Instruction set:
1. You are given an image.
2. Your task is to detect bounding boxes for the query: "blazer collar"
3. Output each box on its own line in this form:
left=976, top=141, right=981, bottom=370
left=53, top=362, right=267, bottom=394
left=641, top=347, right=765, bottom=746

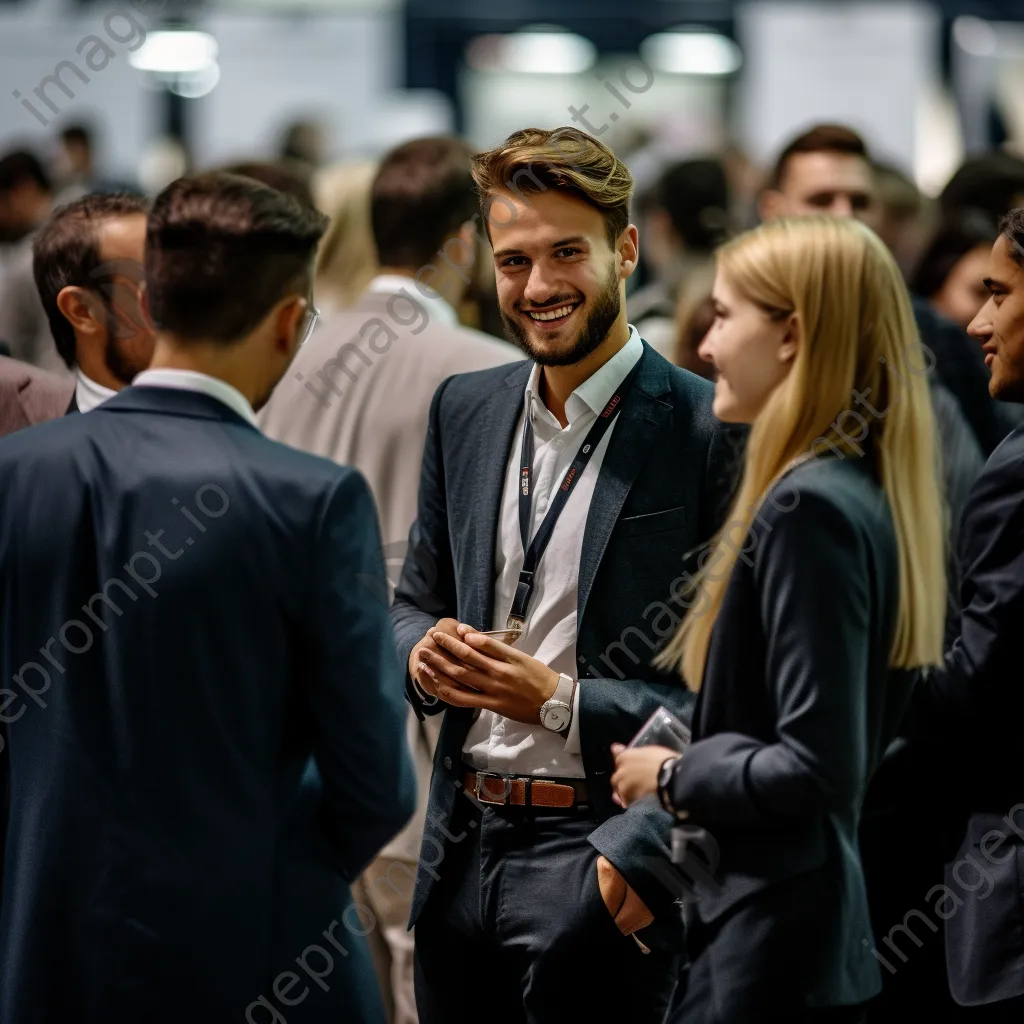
left=96, top=384, right=260, bottom=431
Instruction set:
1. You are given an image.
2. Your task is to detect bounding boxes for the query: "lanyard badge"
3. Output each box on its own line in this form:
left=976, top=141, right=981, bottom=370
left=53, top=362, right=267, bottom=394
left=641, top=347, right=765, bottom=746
left=505, top=360, right=641, bottom=637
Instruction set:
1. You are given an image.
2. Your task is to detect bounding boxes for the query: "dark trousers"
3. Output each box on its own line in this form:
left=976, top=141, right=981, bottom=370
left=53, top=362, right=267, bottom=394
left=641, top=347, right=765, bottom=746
left=414, top=798, right=680, bottom=1024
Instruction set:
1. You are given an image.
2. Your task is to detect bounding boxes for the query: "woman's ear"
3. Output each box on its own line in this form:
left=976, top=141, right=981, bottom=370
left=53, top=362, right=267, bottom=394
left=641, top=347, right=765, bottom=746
left=779, top=313, right=800, bottom=364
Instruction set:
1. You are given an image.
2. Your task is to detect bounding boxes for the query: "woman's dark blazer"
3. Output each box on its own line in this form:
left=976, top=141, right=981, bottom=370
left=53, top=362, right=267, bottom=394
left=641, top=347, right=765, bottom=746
left=665, top=453, right=915, bottom=1011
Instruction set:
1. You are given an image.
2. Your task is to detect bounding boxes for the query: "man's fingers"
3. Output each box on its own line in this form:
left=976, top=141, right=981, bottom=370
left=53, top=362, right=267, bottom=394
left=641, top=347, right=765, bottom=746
left=429, top=670, right=496, bottom=710
left=432, top=630, right=501, bottom=670
left=459, top=631, right=519, bottom=662
left=421, top=650, right=489, bottom=690
left=419, top=643, right=469, bottom=676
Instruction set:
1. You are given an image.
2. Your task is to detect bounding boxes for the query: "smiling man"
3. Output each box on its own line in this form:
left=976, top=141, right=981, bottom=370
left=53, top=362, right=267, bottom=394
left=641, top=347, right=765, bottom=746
left=390, top=127, right=737, bottom=1024
left=909, top=209, right=1024, bottom=1018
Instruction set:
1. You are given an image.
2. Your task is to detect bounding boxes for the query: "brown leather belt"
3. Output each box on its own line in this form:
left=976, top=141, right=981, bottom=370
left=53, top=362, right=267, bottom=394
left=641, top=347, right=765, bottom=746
left=464, top=769, right=588, bottom=810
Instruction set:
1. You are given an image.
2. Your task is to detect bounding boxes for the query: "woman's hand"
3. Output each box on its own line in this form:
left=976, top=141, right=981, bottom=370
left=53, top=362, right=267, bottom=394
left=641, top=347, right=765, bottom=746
left=610, top=743, right=680, bottom=808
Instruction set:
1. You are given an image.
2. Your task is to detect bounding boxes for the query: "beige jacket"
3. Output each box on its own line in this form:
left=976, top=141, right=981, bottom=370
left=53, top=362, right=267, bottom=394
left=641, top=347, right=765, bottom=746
left=0, top=355, right=74, bottom=438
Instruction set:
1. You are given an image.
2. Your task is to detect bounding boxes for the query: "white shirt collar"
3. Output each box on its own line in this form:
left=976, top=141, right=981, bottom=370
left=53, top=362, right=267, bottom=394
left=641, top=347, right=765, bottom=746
left=524, top=325, right=645, bottom=426
left=131, top=369, right=258, bottom=428
left=75, top=370, right=118, bottom=413
left=366, top=274, right=458, bottom=327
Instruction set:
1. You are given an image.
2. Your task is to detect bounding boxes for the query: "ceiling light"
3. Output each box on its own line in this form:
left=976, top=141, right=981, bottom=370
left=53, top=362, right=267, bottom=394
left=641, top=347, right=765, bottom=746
left=129, top=31, right=218, bottom=74
left=467, top=25, right=596, bottom=75
left=641, top=28, right=742, bottom=77
left=168, top=63, right=222, bottom=99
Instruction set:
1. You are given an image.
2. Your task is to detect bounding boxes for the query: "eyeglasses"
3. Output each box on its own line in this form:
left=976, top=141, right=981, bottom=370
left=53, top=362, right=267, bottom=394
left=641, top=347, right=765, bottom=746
left=299, top=303, right=321, bottom=346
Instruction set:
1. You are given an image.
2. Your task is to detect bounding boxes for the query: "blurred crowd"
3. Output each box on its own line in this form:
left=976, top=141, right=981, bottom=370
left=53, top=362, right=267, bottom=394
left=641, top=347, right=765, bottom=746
left=5, top=116, right=1024, bottom=452
left=3, top=110, right=1024, bottom=1024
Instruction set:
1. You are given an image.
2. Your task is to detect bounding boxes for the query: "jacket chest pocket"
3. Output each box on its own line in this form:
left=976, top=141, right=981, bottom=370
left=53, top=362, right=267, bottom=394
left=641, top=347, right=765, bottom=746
left=614, top=504, right=688, bottom=538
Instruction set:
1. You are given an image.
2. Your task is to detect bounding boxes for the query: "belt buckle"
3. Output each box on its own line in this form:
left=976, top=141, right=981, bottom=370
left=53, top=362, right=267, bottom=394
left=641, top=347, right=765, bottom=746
left=475, top=771, right=510, bottom=806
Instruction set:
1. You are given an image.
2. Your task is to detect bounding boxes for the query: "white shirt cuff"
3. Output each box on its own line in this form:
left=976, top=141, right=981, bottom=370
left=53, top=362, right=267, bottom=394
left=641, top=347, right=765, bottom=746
left=556, top=673, right=581, bottom=754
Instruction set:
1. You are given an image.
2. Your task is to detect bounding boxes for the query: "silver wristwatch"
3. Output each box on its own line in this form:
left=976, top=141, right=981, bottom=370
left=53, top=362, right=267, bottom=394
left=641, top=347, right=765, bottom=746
left=539, top=674, right=576, bottom=734
left=539, top=698, right=572, bottom=734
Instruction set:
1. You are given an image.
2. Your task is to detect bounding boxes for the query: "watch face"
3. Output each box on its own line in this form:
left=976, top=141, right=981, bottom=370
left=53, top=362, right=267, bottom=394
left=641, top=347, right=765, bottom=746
left=542, top=702, right=570, bottom=732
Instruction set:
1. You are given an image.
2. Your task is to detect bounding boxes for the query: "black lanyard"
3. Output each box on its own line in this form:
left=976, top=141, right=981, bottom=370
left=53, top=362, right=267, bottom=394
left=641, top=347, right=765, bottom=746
left=506, top=360, right=642, bottom=632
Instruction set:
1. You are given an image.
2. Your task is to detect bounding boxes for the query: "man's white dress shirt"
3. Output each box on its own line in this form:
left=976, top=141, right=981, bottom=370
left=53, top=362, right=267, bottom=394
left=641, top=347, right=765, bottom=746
left=462, top=328, right=644, bottom=778
left=74, top=370, right=117, bottom=413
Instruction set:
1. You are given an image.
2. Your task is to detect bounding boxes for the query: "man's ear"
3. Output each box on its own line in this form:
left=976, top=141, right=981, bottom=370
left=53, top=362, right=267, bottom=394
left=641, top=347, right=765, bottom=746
left=758, top=190, right=784, bottom=225
left=274, top=295, right=307, bottom=353
left=618, top=224, right=640, bottom=279
left=55, top=285, right=102, bottom=335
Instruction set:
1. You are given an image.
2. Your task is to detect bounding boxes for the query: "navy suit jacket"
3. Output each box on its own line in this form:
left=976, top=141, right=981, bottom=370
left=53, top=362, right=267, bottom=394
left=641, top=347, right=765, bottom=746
left=910, top=423, right=1024, bottom=1007
left=390, top=342, right=738, bottom=927
left=665, top=454, right=911, bottom=1010
left=0, top=386, right=415, bottom=1024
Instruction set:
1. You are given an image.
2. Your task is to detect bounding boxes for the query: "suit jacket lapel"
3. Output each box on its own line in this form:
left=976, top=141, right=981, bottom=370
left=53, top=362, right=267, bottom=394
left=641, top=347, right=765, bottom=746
left=461, top=365, right=529, bottom=631
left=578, top=345, right=672, bottom=627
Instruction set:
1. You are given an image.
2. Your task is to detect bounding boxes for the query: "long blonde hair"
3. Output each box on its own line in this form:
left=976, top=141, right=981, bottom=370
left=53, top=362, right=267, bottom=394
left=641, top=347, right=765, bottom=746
left=658, top=216, right=947, bottom=690
left=311, top=161, right=379, bottom=312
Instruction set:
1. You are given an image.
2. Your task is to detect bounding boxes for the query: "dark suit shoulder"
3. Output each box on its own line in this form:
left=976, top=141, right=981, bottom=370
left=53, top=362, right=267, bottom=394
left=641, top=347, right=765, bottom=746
left=661, top=358, right=718, bottom=433
left=960, top=422, right=1024, bottom=538
left=436, top=359, right=529, bottom=403
left=982, top=422, right=1024, bottom=479
left=759, top=456, right=892, bottom=544
left=0, top=396, right=366, bottom=509
left=251, top=431, right=369, bottom=489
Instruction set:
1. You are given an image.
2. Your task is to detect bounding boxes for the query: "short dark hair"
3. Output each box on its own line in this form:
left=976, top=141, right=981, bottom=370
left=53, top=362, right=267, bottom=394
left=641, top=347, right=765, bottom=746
left=371, top=136, right=478, bottom=267
left=32, top=192, right=149, bottom=368
left=218, top=161, right=315, bottom=209
left=999, top=208, right=1024, bottom=267
left=941, top=154, right=1024, bottom=223
left=647, top=158, right=730, bottom=253
left=0, top=150, right=51, bottom=195
left=909, top=213, right=1000, bottom=298
left=769, top=124, right=870, bottom=190
left=146, top=172, right=328, bottom=344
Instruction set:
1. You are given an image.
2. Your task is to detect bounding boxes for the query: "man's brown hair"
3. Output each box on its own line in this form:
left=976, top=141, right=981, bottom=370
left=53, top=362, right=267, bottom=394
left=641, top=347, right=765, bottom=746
left=370, top=136, right=477, bottom=267
left=471, top=127, right=633, bottom=246
left=769, top=124, right=870, bottom=190
left=145, top=172, right=328, bottom=344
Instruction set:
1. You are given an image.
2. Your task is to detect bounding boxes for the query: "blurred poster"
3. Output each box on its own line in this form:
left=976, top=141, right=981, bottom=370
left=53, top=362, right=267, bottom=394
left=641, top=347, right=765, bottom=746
left=736, top=1, right=941, bottom=176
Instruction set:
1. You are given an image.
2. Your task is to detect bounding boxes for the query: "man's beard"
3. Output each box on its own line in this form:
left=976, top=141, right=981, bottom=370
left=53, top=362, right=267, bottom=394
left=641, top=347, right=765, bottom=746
left=499, top=262, right=621, bottom=367
left=103, top=306, right=150, bottom=387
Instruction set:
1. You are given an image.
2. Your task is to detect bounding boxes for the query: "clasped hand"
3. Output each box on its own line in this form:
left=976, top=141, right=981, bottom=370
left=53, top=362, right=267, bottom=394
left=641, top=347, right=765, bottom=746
left=410, top=619, right=559, bottom=724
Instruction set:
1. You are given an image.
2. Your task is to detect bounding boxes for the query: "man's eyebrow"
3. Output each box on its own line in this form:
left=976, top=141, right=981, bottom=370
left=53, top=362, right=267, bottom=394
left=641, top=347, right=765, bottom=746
left=492, top=247, right=524, bottom=260
left=550, top=236, right=588, bottom=249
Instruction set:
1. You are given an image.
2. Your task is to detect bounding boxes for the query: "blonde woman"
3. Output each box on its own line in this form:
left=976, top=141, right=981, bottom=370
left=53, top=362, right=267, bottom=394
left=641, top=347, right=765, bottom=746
left=311, top=160, right=378, bottom=312
left=610, top=216, right=947, bottom=1022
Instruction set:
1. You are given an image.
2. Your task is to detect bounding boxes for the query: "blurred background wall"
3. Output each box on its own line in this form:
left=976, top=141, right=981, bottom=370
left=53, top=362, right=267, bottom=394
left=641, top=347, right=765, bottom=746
left=1, top=0, right=1023, bottom=193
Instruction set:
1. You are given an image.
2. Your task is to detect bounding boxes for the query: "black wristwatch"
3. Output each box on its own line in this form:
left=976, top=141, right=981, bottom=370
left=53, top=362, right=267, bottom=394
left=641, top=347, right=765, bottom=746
left=657, top=756, right=681, bottom=816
